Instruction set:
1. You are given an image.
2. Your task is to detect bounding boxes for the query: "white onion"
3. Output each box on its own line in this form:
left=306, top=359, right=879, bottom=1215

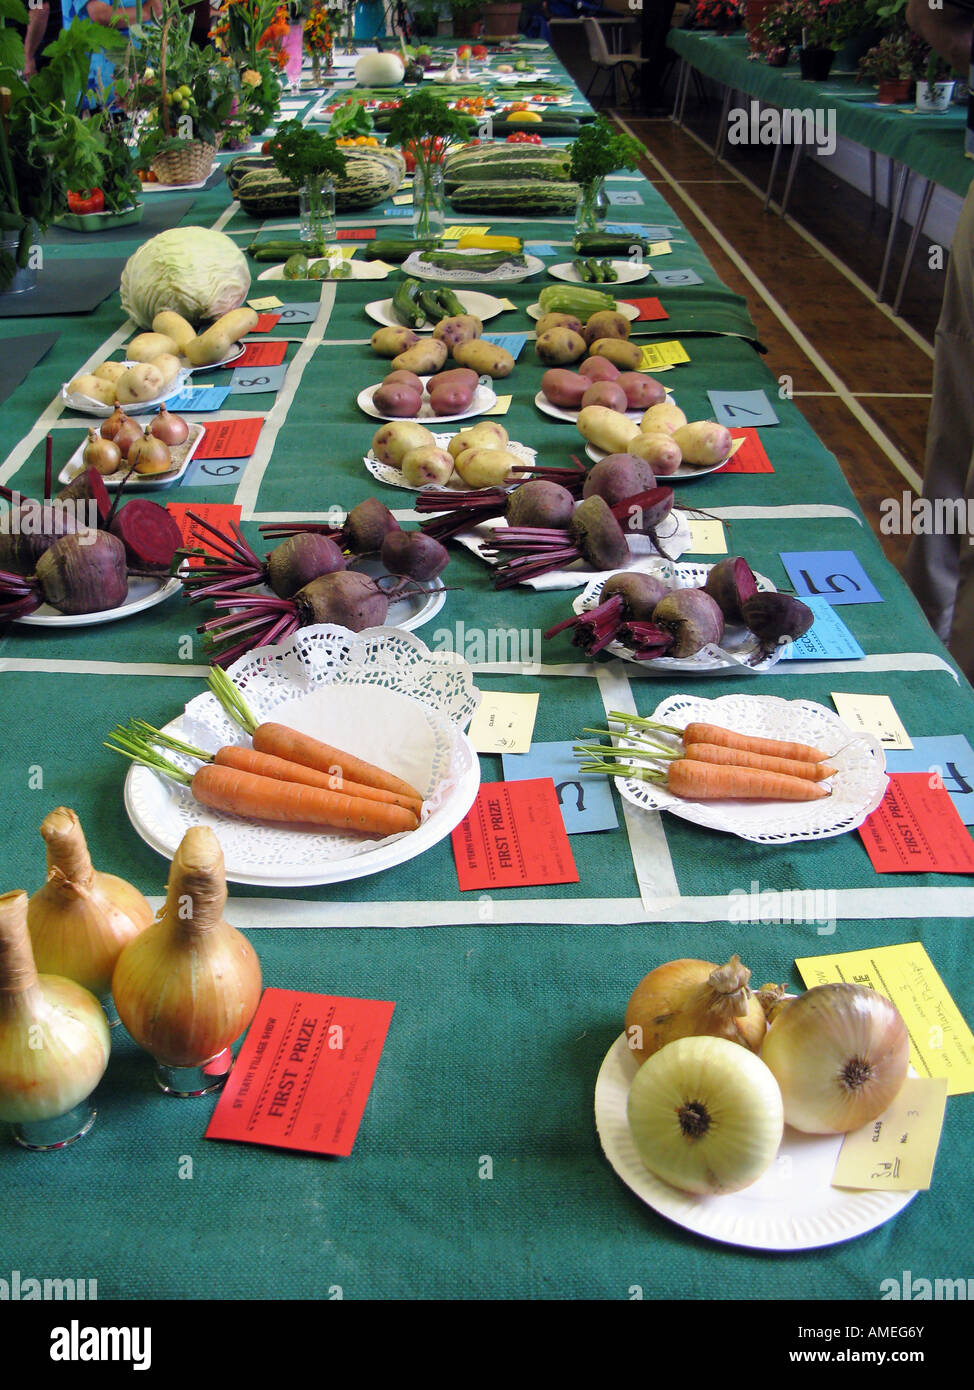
left=760, top=983, right=909, bottom=1134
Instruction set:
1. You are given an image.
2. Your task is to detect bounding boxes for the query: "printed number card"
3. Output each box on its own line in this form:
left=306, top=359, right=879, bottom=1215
left=831, top=1077, right=948, bottom=1191
left=781, top=550, right=883, bottom=605
left=885, top=735, right=974, bottom=826
left=205, top=988, right=395, bottom=1157
left=707, top=389, right=779, bottom=428
left=165, top=502, right=242, bottom=566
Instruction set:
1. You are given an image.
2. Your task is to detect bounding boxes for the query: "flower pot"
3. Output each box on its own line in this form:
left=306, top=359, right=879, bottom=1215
left=877, top=77, right=913, bottom=105
left=798, top=47, right=835, bottom=82
left=834, top=28, right=882, bottom=72
left=916, top=80, right=955, bottom=112
left=766, top=47, right=790, bottom=68
left=0, top=226, right=38, bottom=296
left=483, top=2, right=522, bottom=37
left=451, top=13, right=482, bottom=38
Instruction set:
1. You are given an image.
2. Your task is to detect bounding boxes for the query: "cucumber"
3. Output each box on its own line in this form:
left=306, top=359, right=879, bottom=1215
left=573, top=232, right=649, bottom=256
left=363, top=237, right=441, bottom=263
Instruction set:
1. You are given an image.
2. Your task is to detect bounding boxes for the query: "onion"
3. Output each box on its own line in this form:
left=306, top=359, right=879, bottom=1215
left=102, top=411, right=143, bottom=460
left=127, top=427, right=172, bottom=476
left=82, top=428, right=122, bottom=477
left=148, top=404, right=189, bottom=447
left=627, top=1036, right=784, bottom=1195
left=0, top=891, right=111, bottom=1126
left=625, top=954, right=767, bottom=1064
left=27, top=807, right=154, bottom=1001
left=760, top=983, right=910, bottom=1134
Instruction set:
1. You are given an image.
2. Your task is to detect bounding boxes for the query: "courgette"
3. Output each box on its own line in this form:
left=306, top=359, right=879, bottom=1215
left=283, top=254, right=309, bottom=280
left=572, top=232, right=649, bottom=256
left=248, top=238, right=326, bottom=262
left=363, top=237, right=441, bottom=263
left=417, top=287, right=448, bottom=323
left=435, top=287, right=467, bottom=318
left=393, top=277, right=427, bottom=328
left=421, top=249, right=528, bottom=272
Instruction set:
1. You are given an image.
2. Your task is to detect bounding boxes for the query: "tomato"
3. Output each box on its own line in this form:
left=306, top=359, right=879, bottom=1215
left=66, top=188, right=105, bottom=214
left=261, top=140, right=271, bottom=154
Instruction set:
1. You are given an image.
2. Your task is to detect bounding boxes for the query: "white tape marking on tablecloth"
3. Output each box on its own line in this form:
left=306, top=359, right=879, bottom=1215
left=595, top=663, right=680, bottom=910
left=707, top=504, right=862, bottom=524
left=234, top=282, right=337, bottom=518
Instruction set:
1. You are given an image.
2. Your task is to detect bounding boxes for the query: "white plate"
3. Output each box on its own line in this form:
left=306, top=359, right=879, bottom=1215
left=584, top=437, right=742, bottom=482
left=61, top=368, right=192, bottom=418
left=548, top=260, right=651, bottom=285
left=534, top=389, right=672, bottom=425
left=527, top=300, right=638, bottom=322
left=365, top=290, right=506, bottom=330
left=140, top=164, right=219, bottom=192
left=257, top=258, right=390, bottom=282
left=363, top=431, right=536, bottom=493
left=122, top=625, right=482, bottom=886
left=573, top=561, right=786, bottom=676
left=595, top=1034, right=917, bottom=1251
left=58, top=422, right=205, bottom=492
left=403, top=250, right=545, bottom=284
left=358, top=380, right=497, bottom=423
left=15, top=575, right=182, bottom=627
left=608, top=692, right=889, bottom=844
left=181, top=341, right=245, bottom=372
left=349, top=555, right=447, bottom=631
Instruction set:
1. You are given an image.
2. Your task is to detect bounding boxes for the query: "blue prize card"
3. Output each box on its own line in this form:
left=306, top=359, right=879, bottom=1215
left=885, top=736, right=974, bottom=826
left=163, top=385, right=231, bottom=412
left=524, top=243, right=556, bottom=257
left=501, top=741, right=618, bottom=835
left=780, top=551, right=883, bottom=605
left=606, top=190, right=643, bottom=206
left=651, top=268, right=703, bottom=286
left=271, top=302, right=320, bottom=325
left=230, top=364, right=288, bottom=395
left=181, top=456, right=249, bottom=488
left=481, top=332, right=528, bottom=360
left=779, top=597, right=866, bottom=660
left=707, top=389, right=779, bottom=427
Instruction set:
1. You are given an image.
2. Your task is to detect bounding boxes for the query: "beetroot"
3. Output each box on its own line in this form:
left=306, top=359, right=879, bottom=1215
left=703, top=556, right=759, bottom=622
left=416, top=468, right=585, bottom=543
left=110, top=499, right=183, bottom=574
left=652, top=587, right=725, bottom=658
left=489, top=494, right=630, bottom=589
left=544, top=572, right=673, bottom=656
left=741, top=591, right=815, bottom=655
left=601, top=571, right=672, bottom=618
left=380, top=530, right=449, bottom=581
left=0, top=493, right=88, bottom=575
left=582, top=454, right=656, bottom=507
left=0, top=531, right=129, bottom=618
left=504, top=480, right=575, bottom=530
left=264, top=533, right=346, bottom=597
left=569, top=496, right=629, bottom=570
left=342, top=498, right=400, bottom=555
left=55, top=468, right=113, bottom=527
left=176, top=511, right=347, bottom=604
left=615, top=621, right=675, bottom=660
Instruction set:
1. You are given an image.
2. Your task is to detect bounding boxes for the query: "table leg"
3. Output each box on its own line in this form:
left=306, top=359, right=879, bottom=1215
left=869, top=149, right=877, bottom=209
left=891, top=177, right=935, bottom=317
left=671, top=58, right=685, bottom=121
left=764, top=134, right=784, bottom=212
left=714, top=84, right=732, bottom=161
left=780, top=144, right=803, bottom=219
left=877, top=163, right=910, bottom=304
left=678, top=59, right=691, bottom=126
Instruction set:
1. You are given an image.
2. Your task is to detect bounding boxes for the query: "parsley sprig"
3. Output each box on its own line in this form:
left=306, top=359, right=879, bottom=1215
left=266, top=120, right=348, bottom=187
left=569, top=116, right=646, bottom=185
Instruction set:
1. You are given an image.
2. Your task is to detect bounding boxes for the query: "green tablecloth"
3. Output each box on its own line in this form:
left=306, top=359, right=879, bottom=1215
left=0, top=44, right=972, bottom=1309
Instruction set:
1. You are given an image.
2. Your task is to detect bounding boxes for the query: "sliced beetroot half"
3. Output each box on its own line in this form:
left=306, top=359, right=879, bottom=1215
left=55, top=468, right=113, bottom=527
left=109, top=499, right=183, bottom=573
left=703, top=556, right=759, bottom=622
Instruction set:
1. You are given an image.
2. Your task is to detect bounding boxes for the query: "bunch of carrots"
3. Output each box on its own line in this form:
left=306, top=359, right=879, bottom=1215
left=105, top=669, right=425, bottom=838
left=575, top=712, right=837, bottom=802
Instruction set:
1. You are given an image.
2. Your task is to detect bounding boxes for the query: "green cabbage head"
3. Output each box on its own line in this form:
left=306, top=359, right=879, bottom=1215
left=120, top=227, right=251, bottom=328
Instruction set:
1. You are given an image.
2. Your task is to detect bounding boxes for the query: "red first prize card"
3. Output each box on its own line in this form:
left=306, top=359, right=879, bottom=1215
left=165, top=502, right=242, bottom=567
left=205, top=989, right=395, bottom=1157
left=196, top=417, right=264, bottom=460
left=718, top=427, right=774, bottom=474
left=619, top=297, right=668, bottom=322
left=451, top=778, right=579, bottom=891
left=859, top=773, right=974, bottom=874
left=235, top=340, right=288, bottom=369
left=335, top=227, right=377, bottom=240
left=252, top=313, right=281, bottom=333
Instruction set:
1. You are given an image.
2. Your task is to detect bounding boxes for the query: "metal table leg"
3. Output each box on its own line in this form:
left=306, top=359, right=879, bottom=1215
left=678, top=58, right=691, bottom=126
left=714, top=84, right=732, bottom=161
left=764, top=133, right=785, bottom=212
left=877, top=163, right=910, bottom=303
left=671, top=58, right=687, bottom=122
left=780, top=144, right=803, bottom=218
left=869, top=149, right=877, bottom=208
left=892, top=177, right=935, bottom=316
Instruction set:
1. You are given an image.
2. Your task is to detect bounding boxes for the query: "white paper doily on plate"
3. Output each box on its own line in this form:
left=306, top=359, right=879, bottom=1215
left=595, top=1034, right=917, bottom=1251
left=526, top=300, right=638, bottom=322
left=403, top=250, right=545, bottom=284
left=15, top=575, right=181, bottom=627
left=61, top=368, right=191, bottom=417
left=548, top=260, right=650, bottom=285
left=365, top=290, right=505, bottom=329
left=455, top=512, right=692, bottom=591
left=610, top=692, right=888, bottom=843
left=358, top=380, right=497, bottom=423
left=364, top=432, right=535, bottom=492
left=574, top=561, right=786, bottom=675
left=58, top=423, right=204, bottom=491
left=123, top=625, right=482, bottom=886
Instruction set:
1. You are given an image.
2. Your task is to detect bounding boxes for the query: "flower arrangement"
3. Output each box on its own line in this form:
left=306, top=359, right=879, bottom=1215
left=858, top=29, right=929, bottom=82
left=693, top=0, right=743, bottom=29
left=756, top=0, right=868, bottom=54
left=209, top=0, right=284, bottom=135
left=257, top=4, right=291, bottom=67
left=305, top=0, right=334, bottom=54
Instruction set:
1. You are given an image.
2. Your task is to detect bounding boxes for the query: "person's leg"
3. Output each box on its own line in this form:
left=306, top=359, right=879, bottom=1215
left=903, top=182, right=974, bottom=641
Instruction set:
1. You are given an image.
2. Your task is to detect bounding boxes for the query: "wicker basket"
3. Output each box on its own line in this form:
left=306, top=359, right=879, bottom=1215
left=150, top=141, right=217, bottom=186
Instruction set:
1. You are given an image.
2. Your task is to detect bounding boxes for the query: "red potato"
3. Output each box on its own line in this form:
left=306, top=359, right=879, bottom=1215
left=541, top=368, right=588, bottom=410
left=374, top=382, right=423, bottom=417
left=581, top=380, right=630, bottom=413
left=383, top=369, right=424, bottom=394
left=616, top=372, right=667, bottom=411
left=428, top=381, right=476, bottom=416
left=432, top=367, right=479, bottom=394
left=578, top=356, right=620, bottom=382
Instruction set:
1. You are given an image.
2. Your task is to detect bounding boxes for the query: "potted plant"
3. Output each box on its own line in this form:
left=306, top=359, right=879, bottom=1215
left=381, top=88, right=468, bottom=239
left=858, top=29, right=928, bottom=102
left=692, top=0, right=743, bottom=34
left=568, top=114, right=646, bottom=237
left=448, top=0, right=482, bottom=40
left=209, top=0, right=284, bottom=134
left=916, top=49, right=956, bottom=111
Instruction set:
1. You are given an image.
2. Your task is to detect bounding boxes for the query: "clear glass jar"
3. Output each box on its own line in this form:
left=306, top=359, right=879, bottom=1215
left=300, top=177, right=336, bottom=244
left=574, top=177, right=607, bottom=237
left=413, top=165, right=446, bottom=242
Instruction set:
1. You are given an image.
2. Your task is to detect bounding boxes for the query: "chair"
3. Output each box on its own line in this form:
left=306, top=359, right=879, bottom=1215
left=582, top=15, right=647, bottom=110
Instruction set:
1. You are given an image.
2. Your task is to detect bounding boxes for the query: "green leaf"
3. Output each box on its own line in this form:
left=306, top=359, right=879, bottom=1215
left=0, top=0, right=29, bottom=21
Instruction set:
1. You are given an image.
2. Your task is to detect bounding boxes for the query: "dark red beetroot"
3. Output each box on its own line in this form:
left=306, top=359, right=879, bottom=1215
left=0, top=490, right=89, bottom=575
left=652, top=587, right=725, bottom=658
left=109, top=499, right=184, bottom=574
left=380, top=530, right=449, bottom=581
left=55, top=469, right=113, bottom=527
left=259, top=498, right=400, bottom=557
left=582, top=455, right=656, bottom=507
left=416, top=468, right=585, bottom=543
left=176, top=511, right=346, bottom=603
left=489, top=495, right=630, bottom=589
left=703, top=556, right=759, bottom=622
left=741, top=591, right=814, bottom=656
left=0, top=531, right=129, bottom=618
left=197, top=570, right=390, bottom=667
left=544, top=571, right=674, bottom=655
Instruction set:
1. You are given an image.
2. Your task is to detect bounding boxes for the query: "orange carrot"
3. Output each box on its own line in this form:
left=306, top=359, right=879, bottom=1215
left=189, top=764, right=420, bottom=835
left=683, top=742, right=836, bottom=783
left=251, top=722, right=424, bottom=802
left=681, top=722, right=831, bottom=765
left=212, top=746, right=424, bottom=816
left=666, top=758, right=830, bottom=802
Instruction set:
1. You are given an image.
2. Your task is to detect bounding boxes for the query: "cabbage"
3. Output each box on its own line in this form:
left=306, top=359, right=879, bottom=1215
left=120, top=227, right=251, bottom=329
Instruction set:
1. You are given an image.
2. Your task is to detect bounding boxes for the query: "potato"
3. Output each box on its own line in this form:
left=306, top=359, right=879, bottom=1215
left=452, top=339, right=516, bottom=378
left=587, top=338, right=642, bottom=370
left=453, top=447, right=519, bottom=489
left=576, top=405, right=641, bottom=456
left=541, top=368, right=588, bottom=410
left=536, top=312, right=583, bottom=337
left=150, top=353, right=182, bottom=388
left=371, top=325, right=420, bottom=357
left=67, top=373, right=116, bottom=405
left=629, top=430, right=683, bottom=475
left=434, top=367, right=479, bottom=394
left=373, top=381, right=423, bottom=418
left=583, top=311, right=631, bottom=345
left=401, top=446, right=456, bottom=488
left=578, top=356, right=620, bottom=382
left=92, top=361, right=128, bottom=385
left=383, top=369, right=424, bottom=394
left=208, top=307, right=259, bottom=341
left=185, top=325, right=238, bottom=367
left=581, top=380, right=629, bottom=413
left=616, top=372, right=666, bottom=411
left=152, top=311, right=196, bottom=353
left=126, top=331, right=179, bottom=362
left=534, top=327, right=587, bottom=367
left=428, top=381, right=476, bottom=417
left=640, top=402, right=687, bottom=435
left=371, top=421, right=436, bottom=467
left=672, top=420, right=733, bottom=467
left=392, top=339, right=448, bottom=375
left=115, top=363, right=166, bottom=404
left=448, top=422, right=508, bottom=459
left=433, top=314, right=483, bottom=352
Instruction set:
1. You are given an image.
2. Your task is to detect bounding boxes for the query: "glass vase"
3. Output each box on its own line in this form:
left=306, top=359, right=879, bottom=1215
left=300, top=178, right=336, bottom=245
left=413, top=165, right=446, bottom=242
left=312, top=51, right=322, bottom=86
left=574, top=177, right=607, bottom=237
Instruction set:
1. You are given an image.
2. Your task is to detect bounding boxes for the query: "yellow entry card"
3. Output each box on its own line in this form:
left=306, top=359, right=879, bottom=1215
left=832, top=1076, right=948, bottom=1191
left=248, top=295, right=283, bottom=310
left=647, top=240, right=671, bottom=256
left=830, top=692, right=912, bottom=749
left=483, top=394, right=512, bottom=416
left=499, top=298, right=517, bottom=311
left=795, top=942, right=974, bottom=1094
left=392, top=194, right=413, bottom=205
left=443, top=225, right=490, bottom=240
left=323, top=245, right=357, bottom=261
left=686, top=517, right=727, bottom=554
left=639, top=341, right=689, bottom=372
left=468, top=692, right=539, bottom=754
